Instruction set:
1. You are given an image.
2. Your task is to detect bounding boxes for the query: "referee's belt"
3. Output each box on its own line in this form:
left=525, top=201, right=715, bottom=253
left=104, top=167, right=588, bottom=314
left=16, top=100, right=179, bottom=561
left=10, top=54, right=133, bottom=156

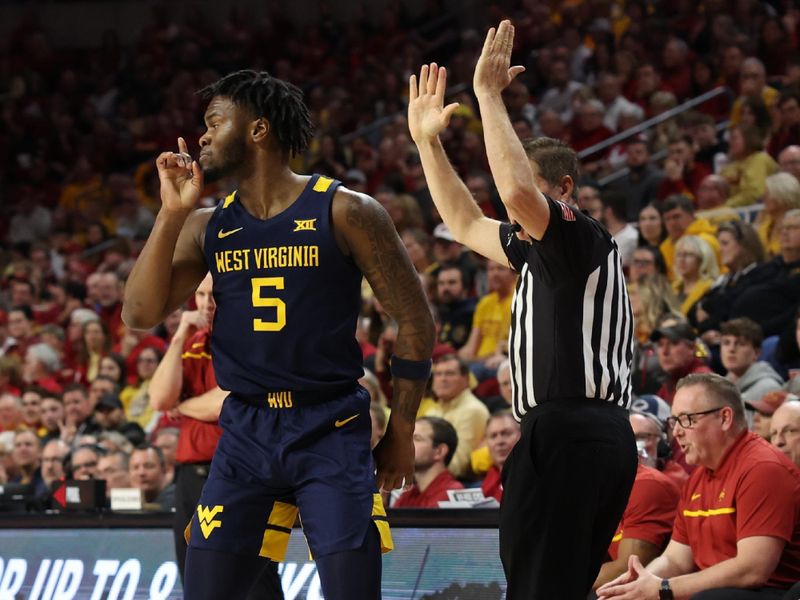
left=236, top=384, right=358, bottom=409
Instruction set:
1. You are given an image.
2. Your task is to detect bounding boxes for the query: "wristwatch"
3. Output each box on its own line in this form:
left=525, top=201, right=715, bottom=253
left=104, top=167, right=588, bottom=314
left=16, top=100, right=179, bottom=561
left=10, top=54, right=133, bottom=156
left=659, top=579, right=674, bottom=600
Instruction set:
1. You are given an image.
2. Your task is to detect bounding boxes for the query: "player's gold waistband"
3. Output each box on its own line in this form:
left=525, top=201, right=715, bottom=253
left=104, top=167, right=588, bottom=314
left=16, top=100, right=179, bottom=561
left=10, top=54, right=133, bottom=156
left=236, top=385, right=358, bottom=409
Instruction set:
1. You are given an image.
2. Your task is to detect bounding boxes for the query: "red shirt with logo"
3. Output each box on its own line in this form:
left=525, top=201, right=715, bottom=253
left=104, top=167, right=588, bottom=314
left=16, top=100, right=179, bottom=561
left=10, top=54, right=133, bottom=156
left=393, top=470, right=464, bottom=508
left=672, top=431, right=800, bottom=587
left=481, top=465, right=503, bottom=502
left=175, top=329, right=223, bottom=463
left=609, top=464, right=681, bottom=560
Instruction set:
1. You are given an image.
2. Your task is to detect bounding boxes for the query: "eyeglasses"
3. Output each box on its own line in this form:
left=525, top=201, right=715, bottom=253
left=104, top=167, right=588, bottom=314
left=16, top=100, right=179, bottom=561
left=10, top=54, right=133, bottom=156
left=770, top=426, right=800, bottom=442
left=666, top=406, right=725, bottom=429
left=634, top=432, right=661, bottom=442
left=73, top=460, right=98, bottom=470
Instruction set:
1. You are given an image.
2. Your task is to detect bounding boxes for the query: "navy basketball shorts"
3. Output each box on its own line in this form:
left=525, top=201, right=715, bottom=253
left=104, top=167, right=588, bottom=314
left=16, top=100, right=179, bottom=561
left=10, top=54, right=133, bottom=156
left=185, top=384, right=392, bottom=560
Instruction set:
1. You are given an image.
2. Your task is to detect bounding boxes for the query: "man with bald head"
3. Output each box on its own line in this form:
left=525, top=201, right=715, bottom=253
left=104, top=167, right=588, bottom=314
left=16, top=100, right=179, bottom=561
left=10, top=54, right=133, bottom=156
left=731, top=57, right=779, bottom=127
left=770, top=399, right=800, bottom=467
left=696, top=174, right=740, bottom=226
left=778, top=145, right=800, bottom=181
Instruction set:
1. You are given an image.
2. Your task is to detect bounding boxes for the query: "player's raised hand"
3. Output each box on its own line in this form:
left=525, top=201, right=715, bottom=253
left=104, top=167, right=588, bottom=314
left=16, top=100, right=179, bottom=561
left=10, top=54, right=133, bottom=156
left=473, top=20, right=525, bottom=97
left=408, top=63, right=460, bottom=144
left=155, top=137, right=204, bottom=213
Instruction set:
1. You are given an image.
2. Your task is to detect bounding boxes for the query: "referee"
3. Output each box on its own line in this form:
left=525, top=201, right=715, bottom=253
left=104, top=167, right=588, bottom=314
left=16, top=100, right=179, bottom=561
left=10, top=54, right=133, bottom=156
left=408, top=20, right=637, bottom=600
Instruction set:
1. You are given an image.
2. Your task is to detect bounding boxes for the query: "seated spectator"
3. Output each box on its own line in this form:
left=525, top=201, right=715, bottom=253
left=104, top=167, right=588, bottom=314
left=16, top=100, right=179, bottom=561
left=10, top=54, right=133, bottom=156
left=97, top=450, right=131, bottom=494
left=93, top=393, right=146, bottom=447
left=777, top=145, right=800, bottom=181
left=76, top=320, right=111, bottom=384
left=0, top=393, right=23, bottom=432
left=121, top=346, right=163, bottom=432
left=756, top=172, right=800, bottom=258
left=393, top=417, right=462, bottom=508
left=592, top=460, right=680, bottom=590
left=153, top=427, right=178, bottom=486
left=597, top=373, right=800, bottom=600
left=659, top=195, right=720, bottom=280
left=629, top=400, right=688, bottom=489
left=577, top=185, right=603, bottom=222
left=426, top=355, right=490, bottom=479
left=570, top=99, right=614, bottom=164
left=480, top=411, right=520, bottom=502
left=20, top=387, right=45, bottom=435
left=9, top=430, right=47, bottom=496
left=726, top=209, right=800, bottom=338
left=431, top=224, right=479, bottom=293
left=720, top=125, right=778, bottom=208
left=39, top=393, right=63, bottom=443
left=434, top=263, right=477, bottom=351
left=657, top=135, right=712, bottom=203
left=691, top=113, right=728, bottom=172
left=61, top=384, right=101, bottom=444
left=721, top=318, right=783, bottom=406
left=458, top=261, right=515, bottom=378
left=748, top=390, right=795, bottom=442
left=97, top=353, right=128, bottom=391
left=672, top=236, right=719, bottom=319
left=538, top=58, right=584, bottom=123
left=768, top=91, right=800, bottom=158
left=651, top=320, right=712, bottom=404
left=129, top=444, right=175, bottom=510
left=601, top=192, right=638, bottom=268
left=695, top=175, right=740, bottom=227
left=22, top=343, right=62, bottom=394
left=729, top=57, right=780, bottom=127
left=5, top=306, right=39, bottom=362
left=770, top=399, right=800, bottom=467
left=631, top=275, right=682, bottom=346
left=69, top=444, right=103, bottom=480
left=637, top=205, right=667, bottom=254
left=0, top=355, right=22, bottom=398
left=608, top=139, right=664, bottom=222
left=482, top=359, right=513, bottom=414
left=597, top=72, right=641, bottom=133
left=695, top=220, right=767, bottom=337
left=40, top=438, right=68, bottom=492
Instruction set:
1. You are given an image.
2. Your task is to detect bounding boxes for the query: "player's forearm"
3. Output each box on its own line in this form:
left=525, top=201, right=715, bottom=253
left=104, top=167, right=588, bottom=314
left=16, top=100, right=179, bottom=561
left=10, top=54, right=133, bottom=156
left=388, top=318, right=436, bottom=429
left=177, top=387, right=227, bottom=422
left=594, top=558, right=630, bottom=590
left=475, top=92, right=538, bottom=214
left=123, top=209, right=191, bottom=329
left=148, top=332, right=188, bottom=411
left=415, top=138, right=485, bottom=242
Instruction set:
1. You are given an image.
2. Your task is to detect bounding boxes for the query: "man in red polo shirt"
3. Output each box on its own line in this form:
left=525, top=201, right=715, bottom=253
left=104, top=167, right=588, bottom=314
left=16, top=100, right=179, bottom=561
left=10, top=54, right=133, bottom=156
left=593, top=462, right=680, bottom=591
left=481, top=411, right=520, bottom=502
left=149, top=274, right=282, bottom=599
left=598, top=373, right=800, bottom=600
left=393, top=416, right=463, bottom=508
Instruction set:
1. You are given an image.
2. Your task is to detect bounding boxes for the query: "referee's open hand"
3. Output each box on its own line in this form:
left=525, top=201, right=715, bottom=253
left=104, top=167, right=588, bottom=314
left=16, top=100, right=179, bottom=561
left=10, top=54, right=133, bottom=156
left=473, top=20, right=525, bottom=98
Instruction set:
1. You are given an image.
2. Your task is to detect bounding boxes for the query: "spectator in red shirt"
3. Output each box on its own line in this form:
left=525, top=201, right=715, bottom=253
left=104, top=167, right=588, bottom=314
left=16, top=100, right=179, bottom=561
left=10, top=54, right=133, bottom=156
left=22, top=343, right=63, bottom=394
left=629, top=409, right=689, bottom=490
left=593, top=462, right=680, bottom=590
left=770, top=399, right=800, bottom=468
left=652, top=320, right=713, bottom=404
left=660, top=37, right=692, bottom=101
left=598, top=373, right=800, bottom=600
left=393, top=416, right=463, bottom=508
left=657, top=135, right=712, bottom=203
left=480, top=411, right=520, bottom=502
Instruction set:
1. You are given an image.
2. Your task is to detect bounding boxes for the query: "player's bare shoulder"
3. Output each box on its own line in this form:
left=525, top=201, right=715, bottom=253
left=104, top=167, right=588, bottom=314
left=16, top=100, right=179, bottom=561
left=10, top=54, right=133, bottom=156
left=330, top=185, right=393, bottom=257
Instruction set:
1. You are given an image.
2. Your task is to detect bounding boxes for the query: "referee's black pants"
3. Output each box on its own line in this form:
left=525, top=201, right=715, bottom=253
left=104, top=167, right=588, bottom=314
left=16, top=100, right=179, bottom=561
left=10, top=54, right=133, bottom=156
left=174, top=463, right=284, bottom=599
left=500, top=399, right=637, bottom=600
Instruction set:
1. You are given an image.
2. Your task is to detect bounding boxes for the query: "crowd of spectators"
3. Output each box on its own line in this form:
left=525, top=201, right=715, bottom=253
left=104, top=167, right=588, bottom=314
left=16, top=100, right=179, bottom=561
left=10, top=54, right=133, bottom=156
left=1, top=0, right=800, bottom=595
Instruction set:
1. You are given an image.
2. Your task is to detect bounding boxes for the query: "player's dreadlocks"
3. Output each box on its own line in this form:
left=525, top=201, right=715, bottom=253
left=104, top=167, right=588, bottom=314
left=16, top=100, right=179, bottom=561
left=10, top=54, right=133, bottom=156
left=198, top=70, right=313, bottom=157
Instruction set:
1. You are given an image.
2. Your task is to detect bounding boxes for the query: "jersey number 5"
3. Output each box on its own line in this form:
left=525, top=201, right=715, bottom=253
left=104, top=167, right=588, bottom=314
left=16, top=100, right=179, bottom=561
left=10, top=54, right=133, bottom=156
left=251, top=277, right=286, bottom=332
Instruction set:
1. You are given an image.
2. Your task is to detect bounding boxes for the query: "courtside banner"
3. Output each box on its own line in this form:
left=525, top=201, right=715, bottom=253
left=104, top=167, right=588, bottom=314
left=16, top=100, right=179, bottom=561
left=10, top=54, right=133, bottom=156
left=0, top=527, right=505, bottom=599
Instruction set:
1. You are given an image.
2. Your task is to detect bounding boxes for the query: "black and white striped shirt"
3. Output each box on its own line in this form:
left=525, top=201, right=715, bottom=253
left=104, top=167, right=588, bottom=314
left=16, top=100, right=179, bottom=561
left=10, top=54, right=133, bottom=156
left=500, top=197, right=634, bottom=421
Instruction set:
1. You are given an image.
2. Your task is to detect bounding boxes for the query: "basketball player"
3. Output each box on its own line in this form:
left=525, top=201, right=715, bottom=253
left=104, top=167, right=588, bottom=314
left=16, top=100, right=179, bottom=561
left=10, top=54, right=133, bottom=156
left=122, top=70, right=434, bottom=600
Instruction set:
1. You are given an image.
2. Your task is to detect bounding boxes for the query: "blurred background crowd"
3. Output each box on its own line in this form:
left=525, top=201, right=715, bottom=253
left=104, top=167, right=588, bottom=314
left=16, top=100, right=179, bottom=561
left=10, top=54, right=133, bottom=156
left=0, top=0, right=799, bottom=527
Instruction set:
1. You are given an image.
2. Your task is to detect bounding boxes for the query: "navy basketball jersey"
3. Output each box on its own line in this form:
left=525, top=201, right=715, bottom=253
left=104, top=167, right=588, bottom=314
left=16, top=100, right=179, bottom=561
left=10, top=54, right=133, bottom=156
left=203, top=174, right=363, bottom=393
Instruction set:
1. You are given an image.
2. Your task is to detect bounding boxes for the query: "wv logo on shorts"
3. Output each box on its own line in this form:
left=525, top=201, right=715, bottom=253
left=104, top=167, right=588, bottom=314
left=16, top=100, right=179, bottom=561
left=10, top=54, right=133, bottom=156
left=197, top=505, right=224, bottom=539
left=293, top=219, right=317, bottom=232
